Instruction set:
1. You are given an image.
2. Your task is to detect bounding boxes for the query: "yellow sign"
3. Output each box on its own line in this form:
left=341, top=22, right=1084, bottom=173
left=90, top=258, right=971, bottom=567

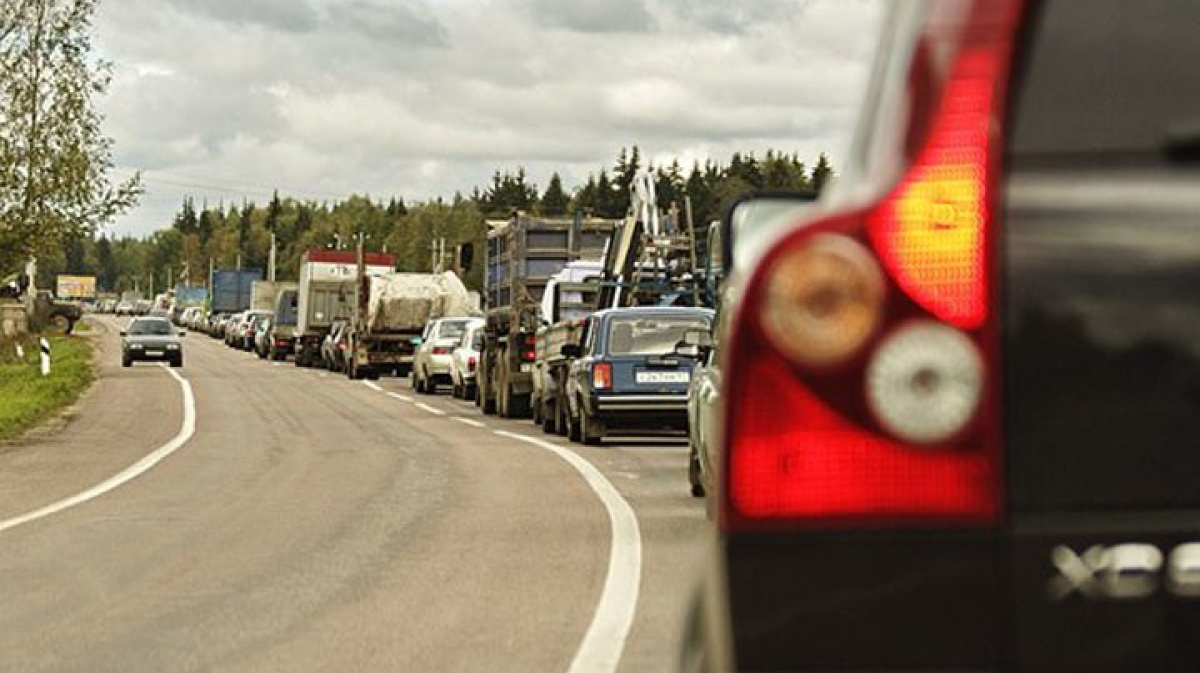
left=56, top=275, right=97, bottom=299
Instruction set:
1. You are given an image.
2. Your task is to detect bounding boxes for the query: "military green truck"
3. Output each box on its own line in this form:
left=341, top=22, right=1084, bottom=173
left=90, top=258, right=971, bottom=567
left=477, top=213, right=616, bottom=418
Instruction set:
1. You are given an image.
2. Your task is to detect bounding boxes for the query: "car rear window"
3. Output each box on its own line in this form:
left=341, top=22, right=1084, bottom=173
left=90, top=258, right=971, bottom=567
left=1010, top=0, right=1200, bottom=158
left=606, top=316, right=710, bottom=356
left=437, top=320, right=471, bottom=341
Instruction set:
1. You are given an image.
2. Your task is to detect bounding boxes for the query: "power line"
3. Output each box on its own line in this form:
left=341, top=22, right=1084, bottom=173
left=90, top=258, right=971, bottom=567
left=113, top=168, right=359, bottom=203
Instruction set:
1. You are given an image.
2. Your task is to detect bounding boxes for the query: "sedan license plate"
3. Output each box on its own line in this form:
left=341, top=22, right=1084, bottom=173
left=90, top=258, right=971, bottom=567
left=636, top=370, right=689, bottom=384
left=146, top=350, right=164, bottom=357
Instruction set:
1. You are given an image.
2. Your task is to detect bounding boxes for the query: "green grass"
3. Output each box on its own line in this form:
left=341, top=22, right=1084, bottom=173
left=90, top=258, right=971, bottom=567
left=0, top=334, right=95, bottom=441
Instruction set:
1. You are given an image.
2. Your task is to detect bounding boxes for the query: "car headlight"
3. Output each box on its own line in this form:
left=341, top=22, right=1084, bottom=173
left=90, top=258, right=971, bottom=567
left=167, top=344, right=180, bottom=350
left=129, top=343, right=144, bottom=350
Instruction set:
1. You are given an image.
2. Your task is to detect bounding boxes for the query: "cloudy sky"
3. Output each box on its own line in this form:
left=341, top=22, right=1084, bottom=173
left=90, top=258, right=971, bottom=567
left=94, top=0, right=882, bottom=237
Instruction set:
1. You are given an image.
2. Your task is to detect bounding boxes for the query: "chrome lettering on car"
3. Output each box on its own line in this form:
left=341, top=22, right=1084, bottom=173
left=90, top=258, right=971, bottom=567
left=1050, top=544, right=1200, bottom=600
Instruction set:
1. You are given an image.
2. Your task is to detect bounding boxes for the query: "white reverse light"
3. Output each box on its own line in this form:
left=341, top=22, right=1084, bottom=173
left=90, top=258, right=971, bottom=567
left=866, top=321, right=983, bottom=445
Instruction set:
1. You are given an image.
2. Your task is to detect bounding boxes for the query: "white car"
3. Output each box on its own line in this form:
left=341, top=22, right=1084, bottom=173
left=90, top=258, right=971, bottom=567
left=449, top=319, right=486, bottom=399
left=412, top=317, right=481, bottom=395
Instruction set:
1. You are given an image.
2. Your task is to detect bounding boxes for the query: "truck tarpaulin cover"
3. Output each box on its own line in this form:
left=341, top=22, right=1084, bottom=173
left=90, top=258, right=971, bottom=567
left=367, top=272, right=480, bottom=332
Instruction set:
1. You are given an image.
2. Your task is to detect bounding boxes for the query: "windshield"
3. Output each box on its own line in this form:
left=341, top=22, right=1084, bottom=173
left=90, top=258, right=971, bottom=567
left=276, top=292, right=298, bottom=325
left=128, top=319, right=173, bottom=336
left=437, top=320, right=471, bottom=341
left=606, top=316, right=711, bottom=356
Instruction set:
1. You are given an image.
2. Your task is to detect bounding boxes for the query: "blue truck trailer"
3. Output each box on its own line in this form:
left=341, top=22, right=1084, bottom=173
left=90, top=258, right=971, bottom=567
left=210, top=269, right=263, bottom=314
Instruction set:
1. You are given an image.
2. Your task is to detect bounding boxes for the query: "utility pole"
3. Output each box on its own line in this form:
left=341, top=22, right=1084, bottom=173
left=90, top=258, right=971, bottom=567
left=268, top=232, right=277, bottom=282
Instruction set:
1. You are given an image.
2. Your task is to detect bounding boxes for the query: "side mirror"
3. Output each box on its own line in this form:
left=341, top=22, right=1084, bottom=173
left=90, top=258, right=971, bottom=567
left=560, top=344, right=583, bottom=359
left=721, top=192, right=820, bottom=276
left=119, top=331, right=127, bottom=337
left=683, top=329, right=714, bottom=349
left=674, top=342, right=700, bottom=359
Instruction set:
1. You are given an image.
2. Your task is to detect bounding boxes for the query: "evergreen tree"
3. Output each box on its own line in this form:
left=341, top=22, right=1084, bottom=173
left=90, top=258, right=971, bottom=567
left=173, top=196, right=198, bottom=234
left=612, top=146, right=641, bottom=215
left=94, top=234, right=116, bottom=291
left=594, top=170, right=621, bottom=218
left=811, top=152, right=834, bottom=195
left=539, top=173, right=569, bottom=216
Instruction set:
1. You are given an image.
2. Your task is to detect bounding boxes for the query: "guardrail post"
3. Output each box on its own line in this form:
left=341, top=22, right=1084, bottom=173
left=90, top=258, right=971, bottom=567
left=40, top=337, right=50, bottom=376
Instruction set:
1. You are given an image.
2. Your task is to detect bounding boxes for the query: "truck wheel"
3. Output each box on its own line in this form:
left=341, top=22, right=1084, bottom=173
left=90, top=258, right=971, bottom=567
left=541, top=400, right=556, bottom=434
left=508, top=393, right=530, bottom=419
left=367, top=369, right=380, bottom=381
left=581, top=411, right=605, bottom=446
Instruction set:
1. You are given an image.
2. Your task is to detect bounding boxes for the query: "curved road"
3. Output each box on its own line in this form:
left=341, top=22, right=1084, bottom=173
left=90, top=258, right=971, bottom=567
left=0, top=317, right=706, bottom=673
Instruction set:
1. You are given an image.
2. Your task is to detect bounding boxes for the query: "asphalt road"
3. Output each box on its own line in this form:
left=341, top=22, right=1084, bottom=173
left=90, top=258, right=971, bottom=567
left=0, top=317, right=708, bottom=673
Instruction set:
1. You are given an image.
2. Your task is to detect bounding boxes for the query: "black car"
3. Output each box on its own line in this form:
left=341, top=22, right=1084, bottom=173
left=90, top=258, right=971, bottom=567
left=121, top=317, right=184, bottom=368
left=564, top=307, right=713, bottom=445
left=683, top=2, right=1200, bottom=672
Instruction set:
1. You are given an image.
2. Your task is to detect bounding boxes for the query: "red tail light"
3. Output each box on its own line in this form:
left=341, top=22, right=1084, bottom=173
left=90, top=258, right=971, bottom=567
left=592, top=362, right=612, bottom=390
left=723, top=0, right=1021, bottom=531
left=468, top=356, right=477, bottom=373
left=521, top=334, right=537, bottom=362
left=433, top=347, right=451, bottom=356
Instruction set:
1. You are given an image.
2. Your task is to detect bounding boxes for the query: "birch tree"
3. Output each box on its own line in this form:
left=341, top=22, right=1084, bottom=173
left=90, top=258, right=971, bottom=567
left=0, top=0, right=141, bottom=274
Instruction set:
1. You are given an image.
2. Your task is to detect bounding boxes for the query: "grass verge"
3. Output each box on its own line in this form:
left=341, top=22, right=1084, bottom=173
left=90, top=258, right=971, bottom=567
left=0, top=334, right=95, bottom=441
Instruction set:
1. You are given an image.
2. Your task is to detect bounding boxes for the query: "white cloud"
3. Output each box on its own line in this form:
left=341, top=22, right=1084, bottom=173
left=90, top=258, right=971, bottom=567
left=94, top=0, right=883, bottom=236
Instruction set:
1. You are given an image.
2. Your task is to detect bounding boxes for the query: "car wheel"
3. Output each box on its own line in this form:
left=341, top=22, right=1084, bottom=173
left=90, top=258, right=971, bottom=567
left=541, top=400, right=557, bottom=434
left=581, top=410, right=604, bottom=446
left=567, top=404, right=582, bottom=443
left=122, top=355, right=132, bottom=368
left=688, top=452, right=706, bottom=498
left=170, top=356, right=183, bottom=368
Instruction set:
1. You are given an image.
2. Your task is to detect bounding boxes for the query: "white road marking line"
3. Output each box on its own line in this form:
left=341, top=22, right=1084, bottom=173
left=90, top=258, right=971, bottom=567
left=387, top=392, right=414, bottom=402
left=493, top=430, right=642, bottom=673
left=362, top=381, right=384, bottom=392
left=0, top=364, right=196, bottom=535
left=415, top=403, right=446, bottom=416
left=452, top=417, right=486, bottom=428
left=318, top=372, right=327, bottom=378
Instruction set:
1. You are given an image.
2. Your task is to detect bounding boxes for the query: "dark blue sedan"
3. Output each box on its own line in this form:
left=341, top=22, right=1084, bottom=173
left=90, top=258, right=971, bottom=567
left=565, top=306, right=714, bottom=445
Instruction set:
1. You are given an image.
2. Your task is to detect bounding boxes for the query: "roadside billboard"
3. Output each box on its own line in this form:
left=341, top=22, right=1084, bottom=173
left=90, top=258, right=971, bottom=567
left=56, top=275, right=97, bottom=299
